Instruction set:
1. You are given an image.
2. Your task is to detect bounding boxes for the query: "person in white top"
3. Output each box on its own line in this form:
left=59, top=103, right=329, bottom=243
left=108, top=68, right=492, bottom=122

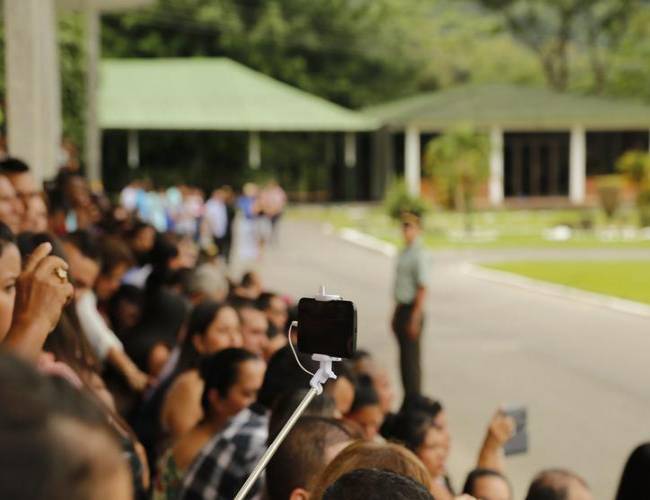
left=261, top=180, right=287, bottom=244
left=62, top=232, right=149, bottom=392
left=204, top=188, right=229, bottom=260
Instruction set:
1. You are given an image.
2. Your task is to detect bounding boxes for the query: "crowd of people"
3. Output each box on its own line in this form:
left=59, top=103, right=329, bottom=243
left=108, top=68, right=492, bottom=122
left=118, top=180, right=287, bottom=263
left=0, top=156, right=648, bottom=500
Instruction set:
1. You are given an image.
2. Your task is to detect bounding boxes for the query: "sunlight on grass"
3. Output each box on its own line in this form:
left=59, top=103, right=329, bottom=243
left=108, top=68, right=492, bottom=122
left=483, top=261, right=650, bottom=305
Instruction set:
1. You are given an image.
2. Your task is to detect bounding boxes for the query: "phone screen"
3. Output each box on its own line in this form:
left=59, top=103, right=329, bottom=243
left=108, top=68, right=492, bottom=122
left=297, top=298, right=357, bottom=358
left=503, top=405, right=528, bottom=456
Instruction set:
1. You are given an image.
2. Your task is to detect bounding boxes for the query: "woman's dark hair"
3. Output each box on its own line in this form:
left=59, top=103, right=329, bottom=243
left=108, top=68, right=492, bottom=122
left=175, top=300, right=230, bottom=374
left=108, top=284, right=143, bottom=318
left=400, top=394, right=443, bottom=420
left=257, top=345, right=319, bottom=410
left=98, top=235, right=134, bottom=275
left=64, top=230, right=102, bottom=262
left=323, top=469, right=434, bottom=500
left=199, top=348, right=257, bottom=414
left=0, top=222, right=15, bottom=254
left=615, top=443, right=650, bottom=500
left=349, top=374, right=379, bottom=413
left=463, top=468, right=511, bottom=496
left=240, top=271, right=258, bottom=288
left=382, top=410, right=434, bottom=452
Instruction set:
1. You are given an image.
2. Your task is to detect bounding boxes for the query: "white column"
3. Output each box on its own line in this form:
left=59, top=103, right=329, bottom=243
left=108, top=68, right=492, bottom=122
left=569, top=125, right=586, bottom=204
left=85, top=3, right=102, bottom=184
left=4, top=0, right=62, bottom=183
left=404, top=125, right=421, bottom=196
left=344, top=132, right=357, bottom=168
left=489, top=126, right=504, bottom=206
left=248, top=131, right=261, bottom=169
left=127, top=129, right=140, bottom=169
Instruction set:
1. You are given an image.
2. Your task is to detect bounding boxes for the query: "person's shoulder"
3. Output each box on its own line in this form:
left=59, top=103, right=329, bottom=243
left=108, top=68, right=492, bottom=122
left=174, top=369, right=202, bottom=390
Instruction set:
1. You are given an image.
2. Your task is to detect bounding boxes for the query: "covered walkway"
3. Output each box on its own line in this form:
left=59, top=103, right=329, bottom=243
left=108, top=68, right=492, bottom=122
left=365, top=84, right=650, bottom=205
left=99, top=58, right=376, bottom=178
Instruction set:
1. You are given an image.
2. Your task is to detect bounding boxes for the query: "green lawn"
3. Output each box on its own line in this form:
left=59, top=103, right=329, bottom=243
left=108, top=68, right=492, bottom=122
left=483, top=261, right=650, bottom=305
left=289, top=205, right=650, bottom=250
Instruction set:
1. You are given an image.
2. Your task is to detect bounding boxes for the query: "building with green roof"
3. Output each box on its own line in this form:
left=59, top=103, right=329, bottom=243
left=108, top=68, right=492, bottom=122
left=365, top=84, right=650, bottom=205
left=100, top=57, right=376, bottom=174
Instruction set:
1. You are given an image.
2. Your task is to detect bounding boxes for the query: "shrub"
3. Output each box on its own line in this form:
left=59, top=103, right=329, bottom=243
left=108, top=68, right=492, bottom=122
left=595, top=175, right=623, bottom=220
left=616, top=150, right=650, bottom=188
left=384, top=180, right=430, bottom=221
left=637, top=189, right=650, bottom=227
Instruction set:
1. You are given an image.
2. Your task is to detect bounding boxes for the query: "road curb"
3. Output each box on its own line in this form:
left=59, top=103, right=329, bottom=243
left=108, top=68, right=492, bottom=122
left=336, top=227, right=397, bottom=257
left=463, top=263, right=650, bottom=318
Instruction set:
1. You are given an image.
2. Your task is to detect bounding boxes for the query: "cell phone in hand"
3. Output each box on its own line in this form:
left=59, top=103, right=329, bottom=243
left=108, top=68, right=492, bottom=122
left=503, top=405, right=528, bottom=456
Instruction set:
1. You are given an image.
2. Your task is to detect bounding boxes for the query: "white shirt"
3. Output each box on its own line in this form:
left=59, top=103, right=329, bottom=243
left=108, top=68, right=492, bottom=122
left=205, top=198, right=228, bottom=238
left=75, top=290, right=123, bottom=361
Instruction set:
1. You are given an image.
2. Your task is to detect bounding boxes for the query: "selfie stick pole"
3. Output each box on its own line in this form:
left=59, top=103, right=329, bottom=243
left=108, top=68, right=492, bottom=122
left=234, top=287, right=342, bottom=500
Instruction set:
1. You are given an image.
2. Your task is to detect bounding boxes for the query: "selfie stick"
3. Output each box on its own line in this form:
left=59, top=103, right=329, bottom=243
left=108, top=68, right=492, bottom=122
left=234, top=287, right=343, bottom=500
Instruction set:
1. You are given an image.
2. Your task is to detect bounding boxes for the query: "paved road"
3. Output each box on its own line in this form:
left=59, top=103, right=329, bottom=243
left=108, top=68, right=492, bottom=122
left=241, top=220, right=650, bottom=500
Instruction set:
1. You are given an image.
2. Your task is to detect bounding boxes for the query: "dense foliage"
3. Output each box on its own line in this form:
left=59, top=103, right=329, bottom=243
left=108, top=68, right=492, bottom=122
left=0, top=0, right=649, bottom=193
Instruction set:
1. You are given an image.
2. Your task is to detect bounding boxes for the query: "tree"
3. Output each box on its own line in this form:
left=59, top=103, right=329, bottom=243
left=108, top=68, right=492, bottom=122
left=101, top=0, right=430, bottom=108
left=424, top=126, right=489, bottom=232
left=616, top=150, right=650, bottom=190
left=475, top=0, right=643, bottom=93
left=616, top=150, right=650, bottom=227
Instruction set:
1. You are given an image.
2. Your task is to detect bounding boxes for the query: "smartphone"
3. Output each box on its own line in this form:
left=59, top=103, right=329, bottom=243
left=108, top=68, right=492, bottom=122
left=297, top=297, right=357, bottom=358
left=503, top=405, right=528, bottom=456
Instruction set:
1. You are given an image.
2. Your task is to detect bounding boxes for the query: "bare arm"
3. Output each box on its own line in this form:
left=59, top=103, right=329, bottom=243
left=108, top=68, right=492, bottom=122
left=476, top=411, right=515, bottom=473
left=106, top=347, right=150, bottom=392
left=161, top=370, right=204, bottom=440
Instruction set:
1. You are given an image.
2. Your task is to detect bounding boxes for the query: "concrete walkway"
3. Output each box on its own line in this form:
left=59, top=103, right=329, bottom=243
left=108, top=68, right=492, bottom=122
left=247, top=220, right=650, bottom=500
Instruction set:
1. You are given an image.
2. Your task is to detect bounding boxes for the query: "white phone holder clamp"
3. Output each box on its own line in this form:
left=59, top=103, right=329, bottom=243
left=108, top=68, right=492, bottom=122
left=309, top=285, right=343, bottom=394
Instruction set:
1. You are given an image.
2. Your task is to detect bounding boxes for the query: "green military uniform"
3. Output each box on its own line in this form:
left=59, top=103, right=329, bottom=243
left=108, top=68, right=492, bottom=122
left=392, top=236, right=429, bottom=396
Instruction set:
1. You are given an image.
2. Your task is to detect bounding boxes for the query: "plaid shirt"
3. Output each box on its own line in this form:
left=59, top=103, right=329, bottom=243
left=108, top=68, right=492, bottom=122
left=179, top=407, right=269, bottom=500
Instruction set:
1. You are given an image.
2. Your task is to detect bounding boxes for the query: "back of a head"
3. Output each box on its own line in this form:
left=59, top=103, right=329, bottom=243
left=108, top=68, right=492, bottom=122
left=526, top=469, right=590, bottom=500
left=311, top=440, right=432, bottom=500
left=266, top=416, right=352, bottom=500
left=463, top=468, right=512, bottom=499
left=257, top=345, right=318, bottom=409
left=0, top=354, right=130, bottom=500
left=615, top=443, right=650, bottom=500
left=322, top=468, right=433, bottom=500
left=269, top=389, right=337, bottom=439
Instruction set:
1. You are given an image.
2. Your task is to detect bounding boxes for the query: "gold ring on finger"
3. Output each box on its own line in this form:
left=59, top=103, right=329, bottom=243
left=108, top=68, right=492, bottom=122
left=54, top=267, right=68, bottom=284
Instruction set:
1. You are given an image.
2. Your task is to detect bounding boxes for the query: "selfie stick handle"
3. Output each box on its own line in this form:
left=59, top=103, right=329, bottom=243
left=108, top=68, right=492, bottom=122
left=234, top=354, right=340, bottom=500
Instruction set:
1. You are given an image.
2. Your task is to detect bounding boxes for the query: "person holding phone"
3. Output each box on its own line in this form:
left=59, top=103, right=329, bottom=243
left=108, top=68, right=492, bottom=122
left=392, top=210, right=429, bottom=396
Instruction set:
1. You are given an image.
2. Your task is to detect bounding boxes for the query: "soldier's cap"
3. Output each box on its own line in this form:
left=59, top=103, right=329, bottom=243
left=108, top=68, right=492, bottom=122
left=400, top=211, right=422, bottom=225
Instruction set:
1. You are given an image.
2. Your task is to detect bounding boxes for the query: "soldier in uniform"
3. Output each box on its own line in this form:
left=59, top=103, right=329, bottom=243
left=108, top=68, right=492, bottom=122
left=392, top=210, right=429, bottom=396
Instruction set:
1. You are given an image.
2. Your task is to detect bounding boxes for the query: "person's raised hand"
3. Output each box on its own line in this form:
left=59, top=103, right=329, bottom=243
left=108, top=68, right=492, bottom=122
left=13, top=242, right=74, bottom=332
left=486, top=409, right=516, bottom=448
